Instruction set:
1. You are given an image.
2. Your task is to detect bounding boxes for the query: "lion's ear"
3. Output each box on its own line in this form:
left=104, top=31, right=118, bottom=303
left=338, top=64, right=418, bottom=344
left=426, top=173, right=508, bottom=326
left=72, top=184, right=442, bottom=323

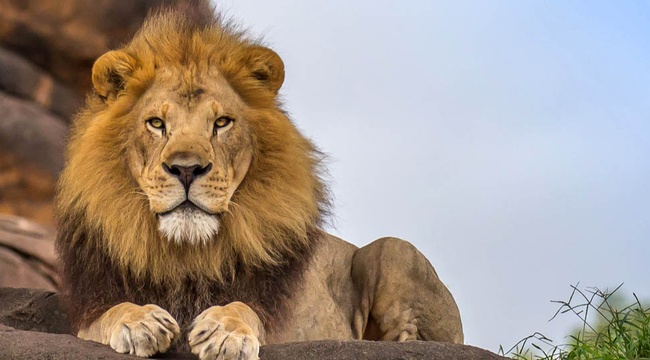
left=245, top=46, right=285, bottom=94
left=91, top=50, right=137, bottom=100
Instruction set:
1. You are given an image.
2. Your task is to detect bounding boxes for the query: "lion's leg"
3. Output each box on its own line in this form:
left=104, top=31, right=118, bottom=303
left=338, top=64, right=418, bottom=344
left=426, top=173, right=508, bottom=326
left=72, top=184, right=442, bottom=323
left=188, top=302, right=264, bottom=360
left=351, top=237, right=463, bottom=343
left=77, top=302, right=180, bottom=357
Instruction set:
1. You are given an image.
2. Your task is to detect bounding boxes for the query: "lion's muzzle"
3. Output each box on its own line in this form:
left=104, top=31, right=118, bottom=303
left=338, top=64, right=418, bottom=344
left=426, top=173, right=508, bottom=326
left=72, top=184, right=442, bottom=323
left=157, top=159, right=223, bottom=245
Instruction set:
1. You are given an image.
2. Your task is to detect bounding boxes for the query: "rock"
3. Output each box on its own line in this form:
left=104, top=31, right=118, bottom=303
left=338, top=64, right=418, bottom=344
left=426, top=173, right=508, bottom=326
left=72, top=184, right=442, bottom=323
left=0, top=325, right=154, bottom=360
left=0, top=48, right=81, bottom=120
left=0, top=215, right=58, bottom=265
left=0, top=288, right=67, bottom=333
left=0, top=0, right=196, bottom=95
left=0, top=248, right=57, bottom=291
left=0, top=153, right=57, bottom=228
left=260, top=341, right=506, bottom=360
left=0, top=92, right=68, bottom=176
left=0, top=287, right=504, bottom=360
left=0, top=215, right=59, bottom=289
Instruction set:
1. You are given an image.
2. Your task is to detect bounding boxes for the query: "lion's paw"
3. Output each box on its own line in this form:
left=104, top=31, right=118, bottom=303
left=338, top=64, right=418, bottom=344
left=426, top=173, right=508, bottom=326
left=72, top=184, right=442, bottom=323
left=189, top=309, right=260, bottom=360
left=107, top=304, right=180, bottom=357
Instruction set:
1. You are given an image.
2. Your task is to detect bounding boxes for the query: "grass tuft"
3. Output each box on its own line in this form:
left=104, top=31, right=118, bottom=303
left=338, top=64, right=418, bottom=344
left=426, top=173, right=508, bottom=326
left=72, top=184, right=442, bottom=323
left=500, top=283, right=650, bottom=359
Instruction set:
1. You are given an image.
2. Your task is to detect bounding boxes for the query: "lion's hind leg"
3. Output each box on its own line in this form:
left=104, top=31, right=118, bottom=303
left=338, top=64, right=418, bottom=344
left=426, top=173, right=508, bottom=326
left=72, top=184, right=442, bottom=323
left=351, top=237, right=463, bottom=343
left=78, top=302, right=180, bottom=357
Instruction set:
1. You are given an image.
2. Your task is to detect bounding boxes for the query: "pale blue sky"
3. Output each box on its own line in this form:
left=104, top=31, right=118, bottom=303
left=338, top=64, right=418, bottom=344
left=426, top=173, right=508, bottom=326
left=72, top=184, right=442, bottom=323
left=219, top=0, right=649, bottom=352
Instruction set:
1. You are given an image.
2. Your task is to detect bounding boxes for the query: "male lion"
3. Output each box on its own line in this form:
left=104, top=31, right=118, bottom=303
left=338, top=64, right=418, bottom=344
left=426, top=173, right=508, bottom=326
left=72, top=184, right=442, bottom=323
left=56, top=4, right=463, bottom=360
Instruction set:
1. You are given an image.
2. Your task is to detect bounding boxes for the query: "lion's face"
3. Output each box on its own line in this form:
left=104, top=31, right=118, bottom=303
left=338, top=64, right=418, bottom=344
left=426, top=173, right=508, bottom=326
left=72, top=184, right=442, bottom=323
left=57, top=12, right=328, bottom=280
left=127, top=68, right=253, bottom=244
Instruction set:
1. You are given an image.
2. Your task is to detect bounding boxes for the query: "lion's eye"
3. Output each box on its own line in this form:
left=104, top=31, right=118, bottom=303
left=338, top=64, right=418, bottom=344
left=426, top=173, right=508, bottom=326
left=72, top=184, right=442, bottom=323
left=213, top=116, right=234, bottom=134
left=147, top=117, right=165, bottom=131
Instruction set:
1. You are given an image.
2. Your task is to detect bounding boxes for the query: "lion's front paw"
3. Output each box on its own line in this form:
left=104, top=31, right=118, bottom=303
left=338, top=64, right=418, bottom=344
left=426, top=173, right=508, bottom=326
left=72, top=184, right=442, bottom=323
left=189, top=308, right=260, bottom=360
left=106, top=304, right=180, bottom=357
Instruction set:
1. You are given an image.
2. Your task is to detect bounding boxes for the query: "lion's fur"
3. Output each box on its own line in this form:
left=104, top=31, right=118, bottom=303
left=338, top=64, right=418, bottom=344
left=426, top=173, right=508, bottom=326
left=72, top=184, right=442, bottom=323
left=56, top=4, right=329, bottom=334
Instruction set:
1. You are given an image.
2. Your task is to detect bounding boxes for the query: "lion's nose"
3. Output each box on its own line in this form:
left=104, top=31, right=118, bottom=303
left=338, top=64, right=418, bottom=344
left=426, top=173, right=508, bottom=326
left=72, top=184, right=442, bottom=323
left=163, top=163, right=212, bottom=192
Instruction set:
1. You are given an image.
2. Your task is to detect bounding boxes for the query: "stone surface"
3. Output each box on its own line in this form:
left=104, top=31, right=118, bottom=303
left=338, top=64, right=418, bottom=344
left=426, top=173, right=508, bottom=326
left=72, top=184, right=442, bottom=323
left=0, top=153, right=57, bottom=228
left=0, top=325, right=153, bottom=360
left=0, top=92, right=68, bottom=176
left=0, top=215, right=59, bottom=289
left=0, top=48, right=81, bottom=120
left=0, top=288, right=67, bottom=333
left=0, top=287, right=505, bottom=360
left=260, top=341, right=506, bottom=360
left=0, top=0, right=187, bottom=95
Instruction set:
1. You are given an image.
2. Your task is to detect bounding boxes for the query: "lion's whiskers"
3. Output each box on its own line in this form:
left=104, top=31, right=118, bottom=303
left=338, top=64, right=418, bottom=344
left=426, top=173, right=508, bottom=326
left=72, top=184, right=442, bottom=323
left=128, top=190, right=149, bottom=198
left=226, top=200, right=242, bottom=214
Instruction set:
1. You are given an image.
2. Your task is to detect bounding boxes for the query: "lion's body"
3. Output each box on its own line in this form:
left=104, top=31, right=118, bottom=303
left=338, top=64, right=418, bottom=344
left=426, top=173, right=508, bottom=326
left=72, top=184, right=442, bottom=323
left=55, top=4, right=463, bottom=358
left=266, top=234, right=464, bottom=344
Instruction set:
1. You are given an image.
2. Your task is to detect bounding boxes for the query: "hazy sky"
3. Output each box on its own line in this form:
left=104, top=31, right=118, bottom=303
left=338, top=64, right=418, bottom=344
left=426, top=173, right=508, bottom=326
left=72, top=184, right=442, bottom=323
left=218, top=0, right=649, bottom=352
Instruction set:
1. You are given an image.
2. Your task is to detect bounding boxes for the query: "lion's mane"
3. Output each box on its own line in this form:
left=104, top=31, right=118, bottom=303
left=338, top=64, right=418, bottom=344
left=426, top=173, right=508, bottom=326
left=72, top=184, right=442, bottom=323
left=56, top=3, right=329, bottom=336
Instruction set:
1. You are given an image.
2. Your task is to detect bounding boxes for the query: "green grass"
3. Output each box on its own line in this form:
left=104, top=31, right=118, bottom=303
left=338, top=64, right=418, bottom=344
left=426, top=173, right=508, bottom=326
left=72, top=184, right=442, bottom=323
left=500, top=284, right=650, bottom=360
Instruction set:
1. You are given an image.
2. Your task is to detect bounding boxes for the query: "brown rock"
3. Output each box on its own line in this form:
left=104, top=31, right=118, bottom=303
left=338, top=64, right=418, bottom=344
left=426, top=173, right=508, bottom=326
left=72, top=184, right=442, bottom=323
left=0, top=248, right=56, bottom=291
left=0, top=48, right=81, bottom=120
left=0, top=287, right=67, bottom=333
left=0, top=215, right=58, bottom=289
left=0, top=215, right=57, bottom=265
left=260, top=341, right=506, bottom=360
left=0, top=0, right=199, bottom=95
left=0, top=92, right=67, bottom=175
left=0, top=152, right=57, bottom=227
left=0, top=325, right=148, bottom=360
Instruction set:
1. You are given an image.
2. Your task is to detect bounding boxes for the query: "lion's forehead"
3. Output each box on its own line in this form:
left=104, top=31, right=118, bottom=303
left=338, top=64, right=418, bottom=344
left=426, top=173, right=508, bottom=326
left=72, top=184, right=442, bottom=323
left=144, top=66, right=245, bottom=107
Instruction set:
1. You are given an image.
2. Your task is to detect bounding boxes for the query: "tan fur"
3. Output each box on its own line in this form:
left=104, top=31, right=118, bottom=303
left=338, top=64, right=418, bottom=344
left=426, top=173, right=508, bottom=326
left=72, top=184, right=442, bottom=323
left=56, top=5, right=463, bottom=359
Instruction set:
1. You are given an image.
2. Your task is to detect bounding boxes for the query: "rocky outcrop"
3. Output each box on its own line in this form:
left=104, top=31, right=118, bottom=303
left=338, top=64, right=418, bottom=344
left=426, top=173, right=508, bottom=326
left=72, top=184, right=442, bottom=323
left=0, top=92, right=68, bottom=176
left=0, top=215, right=59, bottom=290
left=0, top=0, right=188, bottom=286
left=0, top=0, right=173, bottom=95
left=0, top=0, right=187, bottom=223
left=0, top=287, right=504, bottom=360
left=0, top=287, right=68, bottom=333
left=0, top=157, right=57, bottom=228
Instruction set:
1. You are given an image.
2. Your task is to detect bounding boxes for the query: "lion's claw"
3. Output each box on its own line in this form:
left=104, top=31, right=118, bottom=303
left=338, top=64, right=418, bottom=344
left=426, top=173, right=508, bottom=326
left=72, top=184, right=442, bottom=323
left=189, top=313, right=260, bottom=360
left=107, top=304, right=179, bottom=357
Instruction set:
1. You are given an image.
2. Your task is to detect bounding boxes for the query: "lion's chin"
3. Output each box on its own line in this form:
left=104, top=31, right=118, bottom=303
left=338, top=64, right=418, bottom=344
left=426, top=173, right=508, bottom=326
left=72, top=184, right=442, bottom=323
left=158, top=207, right=220, bottom=245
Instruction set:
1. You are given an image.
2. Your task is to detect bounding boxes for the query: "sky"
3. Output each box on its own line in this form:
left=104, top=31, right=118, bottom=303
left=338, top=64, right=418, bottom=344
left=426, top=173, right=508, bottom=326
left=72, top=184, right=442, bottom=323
left=218, top=0, right=650, bottom=353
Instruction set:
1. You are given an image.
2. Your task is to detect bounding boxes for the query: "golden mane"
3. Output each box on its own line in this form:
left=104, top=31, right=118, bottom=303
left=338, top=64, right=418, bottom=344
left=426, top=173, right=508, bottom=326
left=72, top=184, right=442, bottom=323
left=56, top=6, right=329, bottom=283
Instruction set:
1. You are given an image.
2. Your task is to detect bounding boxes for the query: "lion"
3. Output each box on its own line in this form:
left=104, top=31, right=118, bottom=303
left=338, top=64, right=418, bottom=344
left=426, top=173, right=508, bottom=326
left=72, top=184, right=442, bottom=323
left=55, top=4, right=463, bottom=360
